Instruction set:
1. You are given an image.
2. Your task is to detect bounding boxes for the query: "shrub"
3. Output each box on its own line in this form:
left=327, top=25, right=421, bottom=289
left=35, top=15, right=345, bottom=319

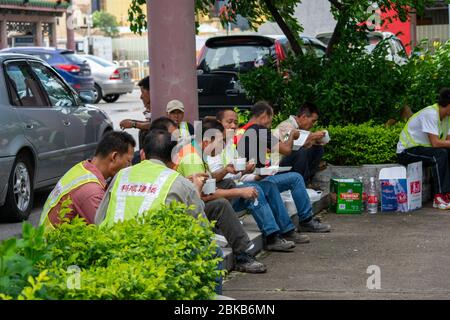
left=0, top=202, right=223, bottom=300
left=401, top=41, right=450, bottom=113
left=240, top=39, right=407, bottom=126
left=323, top=122, right=404, bottom=166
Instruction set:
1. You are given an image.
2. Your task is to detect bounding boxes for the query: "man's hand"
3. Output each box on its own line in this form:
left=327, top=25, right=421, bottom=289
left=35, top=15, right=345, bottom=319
left=120, top=119, right=133, bottom=130
left=290, top=129, right=300, bottom=140
left=306, top=131, right=326, bottom=146
left=244, top=161, right=256, bottom=174
left=225, top=164, right=238, bottom=174
left=187, top=173, right=209, bottom=194
left=240, top=187, right=258, bottom=200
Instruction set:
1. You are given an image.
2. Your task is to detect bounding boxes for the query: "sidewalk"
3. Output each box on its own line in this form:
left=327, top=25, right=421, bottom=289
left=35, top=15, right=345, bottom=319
left=223, top=204, right=450, bottom=300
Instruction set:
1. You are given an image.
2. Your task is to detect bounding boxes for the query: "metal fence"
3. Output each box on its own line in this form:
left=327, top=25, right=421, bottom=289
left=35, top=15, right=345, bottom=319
left=417, top=24, right=450, bottom=48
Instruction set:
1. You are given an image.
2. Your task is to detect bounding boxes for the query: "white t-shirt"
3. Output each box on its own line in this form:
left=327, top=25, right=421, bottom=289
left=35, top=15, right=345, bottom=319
left=206, top=144, right=256, bottom=182
left=397, top=105, right=450, bottom=154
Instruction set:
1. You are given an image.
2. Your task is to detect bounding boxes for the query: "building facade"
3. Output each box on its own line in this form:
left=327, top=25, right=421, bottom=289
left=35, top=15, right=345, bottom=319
left=0, top=0, right=69, bottom=49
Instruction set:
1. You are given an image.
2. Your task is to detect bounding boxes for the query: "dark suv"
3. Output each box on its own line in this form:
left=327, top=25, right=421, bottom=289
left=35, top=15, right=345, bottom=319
left=196, top=35, right=326, bottom=118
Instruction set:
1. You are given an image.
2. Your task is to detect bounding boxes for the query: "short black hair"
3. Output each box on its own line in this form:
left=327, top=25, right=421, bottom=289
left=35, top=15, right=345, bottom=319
left=297, top=102, right=319, bottom=117
left=439, top=88, right=450, bottom=107
left=216, top=108, right=235, bottom=122
left=251, top=101, right=273, bottom=118
left=149, top=117, right=177, bottom=132
left=202, top=118, right=225, bottom=138
left=143, top=130, right=177, bottom=163
left=138, top=76, right=150, bottom=91
left=95, top=131, right=136, bottom=158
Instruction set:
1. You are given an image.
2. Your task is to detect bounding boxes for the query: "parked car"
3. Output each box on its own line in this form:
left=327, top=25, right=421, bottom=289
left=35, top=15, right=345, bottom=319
left=196, top=34, right=327, bottom=118
left=0, top=53, right=113, bottom=222
left=316, top=31, right=408, bottom=65
left=0, top=47, right=95, bottom=99
left=78, top=54, right=135, bottom=104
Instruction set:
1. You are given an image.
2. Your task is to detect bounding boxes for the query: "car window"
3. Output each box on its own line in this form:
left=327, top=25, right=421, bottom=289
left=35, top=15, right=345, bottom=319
left=29, top=61, right=76, bottom=107
left=310, top=44, right=326, bottom=58
left=4, top=61, right=47, bottom=107
left=84, top=55, right=115, bottom=67
left=62, top=52, right=87, bottom=65
left=202, top=45, right=272, bottom=72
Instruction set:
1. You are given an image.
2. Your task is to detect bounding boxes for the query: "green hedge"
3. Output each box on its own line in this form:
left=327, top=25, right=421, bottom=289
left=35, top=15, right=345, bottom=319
left=322, top=122, right=404, bottom=166
left=0, top=202, right=222, bottom=300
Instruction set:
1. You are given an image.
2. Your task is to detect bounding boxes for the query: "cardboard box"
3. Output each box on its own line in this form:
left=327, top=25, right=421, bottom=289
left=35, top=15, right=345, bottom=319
left=329, top=178, right=363, bottom=214
left=379, top=162, right=422, bottom=212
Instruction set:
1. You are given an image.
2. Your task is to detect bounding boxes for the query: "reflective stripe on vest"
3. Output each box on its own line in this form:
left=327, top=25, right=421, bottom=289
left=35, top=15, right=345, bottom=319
left=400, top=104, right=450, bottom=149
left=180, top=122, right=190, bottom=138
left=101, top=160, right=178, bottom=229
left=39, top=162, right=103, bottom=231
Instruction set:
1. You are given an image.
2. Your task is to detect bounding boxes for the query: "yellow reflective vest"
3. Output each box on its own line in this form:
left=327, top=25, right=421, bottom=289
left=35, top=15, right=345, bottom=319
left=39, top=162, right=103, bottom=233
left=100, top=160, right=179, bottom=229
left=399, top=104, right=450, bottom=149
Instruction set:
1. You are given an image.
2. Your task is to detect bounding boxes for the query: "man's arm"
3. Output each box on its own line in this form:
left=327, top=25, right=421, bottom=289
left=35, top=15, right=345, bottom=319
left=202, top=187, right=258, bottom=202
left=120, top=119, right=150, bottom=130
left=166, top=176, right=206, bottom=219
left=277, top=130, right=299, bottom=156
left=428, top=133, right=450, bottom=148
left=94, top=176, right=117, bottom=225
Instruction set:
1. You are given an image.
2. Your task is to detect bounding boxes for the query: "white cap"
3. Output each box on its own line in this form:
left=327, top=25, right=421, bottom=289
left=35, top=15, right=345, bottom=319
left=166, top=100, right=185, bottom=113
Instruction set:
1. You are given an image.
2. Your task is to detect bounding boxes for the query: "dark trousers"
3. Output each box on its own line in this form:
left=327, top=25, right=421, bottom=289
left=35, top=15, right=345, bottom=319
left=204, top=198, right=252, bottom=255
left=397, top=147, right=450, bottom=196
left=280, top=145, right=324, bottom=184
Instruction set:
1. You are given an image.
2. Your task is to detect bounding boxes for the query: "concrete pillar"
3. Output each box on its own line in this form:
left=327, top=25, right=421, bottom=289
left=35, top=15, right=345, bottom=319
left=148, top=0, right=199, bottom=122
left=0, top=20, right=7, bottom=49
left=35, top=21, right=43, bottom=47
left=66, top=11, right=75, bottom=50
left=50, top=21, right=57, bottom=48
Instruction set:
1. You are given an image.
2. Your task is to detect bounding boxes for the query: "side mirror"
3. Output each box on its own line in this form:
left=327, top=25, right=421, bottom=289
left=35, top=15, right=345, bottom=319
left=78, top=91, right=95, bottom=104
left=196, top=69, right=204, bottom=76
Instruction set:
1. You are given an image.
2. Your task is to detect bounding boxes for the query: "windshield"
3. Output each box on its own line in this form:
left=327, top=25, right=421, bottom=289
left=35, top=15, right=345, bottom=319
left=201, top=45, right=273, bottom=73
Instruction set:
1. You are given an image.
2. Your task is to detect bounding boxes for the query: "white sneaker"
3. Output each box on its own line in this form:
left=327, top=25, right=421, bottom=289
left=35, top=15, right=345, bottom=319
left=433, top=194, right=450, bottom=210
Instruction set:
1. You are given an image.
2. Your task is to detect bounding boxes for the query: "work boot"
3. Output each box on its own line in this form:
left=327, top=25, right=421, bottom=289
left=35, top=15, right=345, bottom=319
left=299, top=218, right=331, bottom=233
left=234, top=252, right=267, bottom=273
left=266, top=234, right=295, bottom=252
left=282, top=230, right=310, bottom=244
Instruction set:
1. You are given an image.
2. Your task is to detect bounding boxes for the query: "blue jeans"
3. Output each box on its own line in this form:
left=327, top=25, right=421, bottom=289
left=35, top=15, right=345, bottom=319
left=232, top=180, right=296, bottom=236
left=215, top=246, right=224, bottom=295
left=264, top=172, right=313, bottom=223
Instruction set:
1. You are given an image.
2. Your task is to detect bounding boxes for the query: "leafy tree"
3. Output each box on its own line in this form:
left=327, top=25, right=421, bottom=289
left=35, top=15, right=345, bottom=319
left=128, top=0, right=436, bottom=57
left=92, top=11, right=120, bottom=38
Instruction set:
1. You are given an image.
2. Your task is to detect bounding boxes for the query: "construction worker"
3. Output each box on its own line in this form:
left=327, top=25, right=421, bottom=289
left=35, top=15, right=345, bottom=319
left=166, top=99, right=194, bottom=141
left=397, top=88, right=450, bottom=210
left=39, top=131, right=135, bottom=232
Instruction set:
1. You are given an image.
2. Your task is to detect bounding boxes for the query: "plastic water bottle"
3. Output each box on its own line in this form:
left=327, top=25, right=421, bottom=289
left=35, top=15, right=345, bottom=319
left=367, top=177, right=378, bottom=214
left=393, top=179, right=408, bottom=213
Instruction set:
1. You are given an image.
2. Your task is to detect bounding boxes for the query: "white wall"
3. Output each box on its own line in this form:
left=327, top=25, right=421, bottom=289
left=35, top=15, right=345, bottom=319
left=258, top=0, right=337, bottom=37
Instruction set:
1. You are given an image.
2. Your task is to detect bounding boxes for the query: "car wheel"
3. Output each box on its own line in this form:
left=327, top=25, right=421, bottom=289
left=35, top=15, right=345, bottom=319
left=0, top=154, right=34, bottom=222
left=102, top=94, right=120, bottom=103
left=93, top=84, right=103, bottom=104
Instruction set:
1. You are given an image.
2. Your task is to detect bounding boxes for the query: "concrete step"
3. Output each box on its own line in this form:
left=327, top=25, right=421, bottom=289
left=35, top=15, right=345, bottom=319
left=221, top=192, right=329, bottom=272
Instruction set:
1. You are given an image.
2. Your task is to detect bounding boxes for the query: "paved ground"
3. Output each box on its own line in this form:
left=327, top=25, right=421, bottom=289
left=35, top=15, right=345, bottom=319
left=223, top=205, right=450, bottom=300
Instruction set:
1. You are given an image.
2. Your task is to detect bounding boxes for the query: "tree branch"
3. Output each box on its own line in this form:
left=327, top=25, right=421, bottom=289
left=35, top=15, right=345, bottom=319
left=262, top=0, right=303, bottom=56
left=328, top=0, right=343, bottom=11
